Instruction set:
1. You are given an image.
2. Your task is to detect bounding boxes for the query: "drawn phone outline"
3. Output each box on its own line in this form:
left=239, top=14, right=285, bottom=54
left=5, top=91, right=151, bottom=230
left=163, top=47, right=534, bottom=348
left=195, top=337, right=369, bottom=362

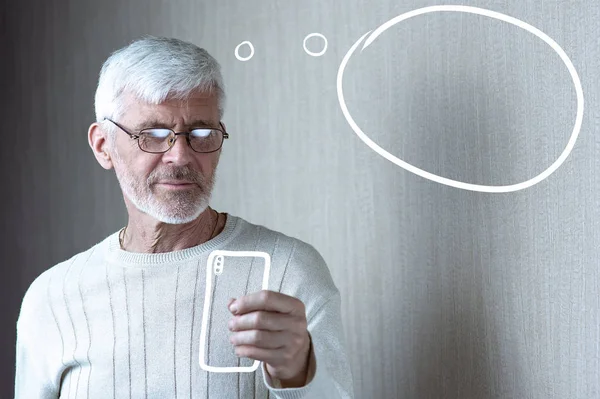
left=199, top=250, right=271, bottom=373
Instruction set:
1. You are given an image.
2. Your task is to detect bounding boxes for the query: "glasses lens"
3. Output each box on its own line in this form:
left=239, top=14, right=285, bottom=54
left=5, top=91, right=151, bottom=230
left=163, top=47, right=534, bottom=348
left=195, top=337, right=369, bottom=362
left=139, top=129, right=173, bottom=153
left=189, top=129, right=223, bottom=152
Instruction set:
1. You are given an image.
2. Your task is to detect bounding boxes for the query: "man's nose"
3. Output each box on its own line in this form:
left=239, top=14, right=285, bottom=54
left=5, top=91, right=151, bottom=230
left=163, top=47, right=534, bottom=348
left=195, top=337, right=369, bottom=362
left=162, top=135, right=194, bottom=165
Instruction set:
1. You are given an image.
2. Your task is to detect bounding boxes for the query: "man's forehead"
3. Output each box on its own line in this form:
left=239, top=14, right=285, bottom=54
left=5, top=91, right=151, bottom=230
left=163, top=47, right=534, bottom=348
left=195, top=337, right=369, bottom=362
left=120, top=91, right=218, bottom=126
left=122, top=90, right=216, bottom=109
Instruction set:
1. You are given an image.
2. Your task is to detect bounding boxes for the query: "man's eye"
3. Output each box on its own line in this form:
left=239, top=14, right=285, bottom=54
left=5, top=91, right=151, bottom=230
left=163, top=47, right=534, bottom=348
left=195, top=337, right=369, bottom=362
left=191, top=129, right=212, bottom=138
left=142, top=129, right=172, bottom=138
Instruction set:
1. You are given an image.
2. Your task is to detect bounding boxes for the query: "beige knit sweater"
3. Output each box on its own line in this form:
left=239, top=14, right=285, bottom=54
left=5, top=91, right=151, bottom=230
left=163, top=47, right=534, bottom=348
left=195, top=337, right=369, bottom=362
left=15, top=214, right=354, bottom=398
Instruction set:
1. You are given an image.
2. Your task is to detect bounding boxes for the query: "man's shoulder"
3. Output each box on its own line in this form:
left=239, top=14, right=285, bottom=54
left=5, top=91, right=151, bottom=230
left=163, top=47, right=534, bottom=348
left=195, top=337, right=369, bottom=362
left=33, top=238, right=106, bottom=281
left=235, top=216, right=325, bottom=264
left=18, top=238, right=109, bottom=323
left=235, top=216, right=337, bottom=296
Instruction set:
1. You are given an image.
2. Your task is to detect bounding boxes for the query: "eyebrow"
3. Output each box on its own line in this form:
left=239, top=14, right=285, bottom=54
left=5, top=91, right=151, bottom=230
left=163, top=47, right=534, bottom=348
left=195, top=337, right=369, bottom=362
left=134, top=119, right=217, bottom=130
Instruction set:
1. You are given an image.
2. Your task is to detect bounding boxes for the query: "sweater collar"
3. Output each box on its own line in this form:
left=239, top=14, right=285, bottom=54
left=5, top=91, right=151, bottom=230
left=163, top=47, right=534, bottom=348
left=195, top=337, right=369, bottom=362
left=105, top=213, right=241, bottom=266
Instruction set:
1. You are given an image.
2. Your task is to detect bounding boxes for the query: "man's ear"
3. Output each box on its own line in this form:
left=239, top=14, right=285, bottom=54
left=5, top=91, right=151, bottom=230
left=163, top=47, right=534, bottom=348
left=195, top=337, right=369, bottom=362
left=88, top=122, right=114, bottom=170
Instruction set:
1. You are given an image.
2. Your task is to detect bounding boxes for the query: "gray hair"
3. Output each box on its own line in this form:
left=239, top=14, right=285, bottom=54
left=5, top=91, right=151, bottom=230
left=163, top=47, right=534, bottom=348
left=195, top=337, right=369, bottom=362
left=94, top=36, right=226, bottom=131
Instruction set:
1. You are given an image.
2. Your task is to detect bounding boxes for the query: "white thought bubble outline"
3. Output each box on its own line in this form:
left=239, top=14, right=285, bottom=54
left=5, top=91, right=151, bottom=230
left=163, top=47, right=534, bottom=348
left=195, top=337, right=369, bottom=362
left=336, top=5, right=585, bottom=193
left=235, top=41, right=255, bottom=61
left=303, top=33, right=328, bottom=56
left=235, top=33, right=328, bottom=60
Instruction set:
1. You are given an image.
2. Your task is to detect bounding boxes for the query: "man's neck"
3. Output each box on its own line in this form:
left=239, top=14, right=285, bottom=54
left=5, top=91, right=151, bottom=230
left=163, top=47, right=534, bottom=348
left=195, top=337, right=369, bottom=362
left=120, top=207, right=222, bottom=253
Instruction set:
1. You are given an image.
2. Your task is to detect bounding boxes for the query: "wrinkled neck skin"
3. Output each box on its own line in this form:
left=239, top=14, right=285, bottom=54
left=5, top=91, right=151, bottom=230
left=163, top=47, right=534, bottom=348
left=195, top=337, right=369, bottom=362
left=120, top=200, right=223, bottom=254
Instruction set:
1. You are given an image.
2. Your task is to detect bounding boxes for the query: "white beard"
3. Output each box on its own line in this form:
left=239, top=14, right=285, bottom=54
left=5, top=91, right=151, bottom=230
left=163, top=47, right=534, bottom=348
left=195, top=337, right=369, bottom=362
left=112, top=147, right=216, bottom=224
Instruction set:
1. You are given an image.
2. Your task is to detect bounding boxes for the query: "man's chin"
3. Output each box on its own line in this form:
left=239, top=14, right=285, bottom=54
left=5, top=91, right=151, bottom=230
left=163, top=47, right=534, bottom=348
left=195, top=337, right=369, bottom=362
left=155, top=215, right=199, bottom=225
left=147, top=200, right=208, bottom=224
left=140, top=206, right=204, bottom=225
left=123, top=188, right=210, bottom=223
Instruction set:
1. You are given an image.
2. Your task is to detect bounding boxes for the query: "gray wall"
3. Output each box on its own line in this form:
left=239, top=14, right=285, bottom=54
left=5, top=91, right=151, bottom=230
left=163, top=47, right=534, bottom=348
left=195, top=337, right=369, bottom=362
left=3, top=0, right=599, bottom=398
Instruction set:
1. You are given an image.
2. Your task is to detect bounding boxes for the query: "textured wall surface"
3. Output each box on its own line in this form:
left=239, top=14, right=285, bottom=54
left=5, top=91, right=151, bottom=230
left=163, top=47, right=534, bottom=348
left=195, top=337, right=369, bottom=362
left=2, top=0, right=599, bottom=398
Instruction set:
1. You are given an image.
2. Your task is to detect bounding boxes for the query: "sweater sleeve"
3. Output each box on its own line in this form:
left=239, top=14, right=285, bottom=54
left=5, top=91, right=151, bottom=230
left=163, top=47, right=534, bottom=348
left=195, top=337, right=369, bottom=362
left=14, top=273, right=62, bottom=399
left=260, top=291, right=355, bottom=398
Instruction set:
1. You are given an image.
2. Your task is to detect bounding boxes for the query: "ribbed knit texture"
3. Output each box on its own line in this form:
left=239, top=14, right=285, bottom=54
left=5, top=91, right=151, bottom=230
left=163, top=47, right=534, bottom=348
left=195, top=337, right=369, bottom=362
left=15, top=214, right=354, bottom=398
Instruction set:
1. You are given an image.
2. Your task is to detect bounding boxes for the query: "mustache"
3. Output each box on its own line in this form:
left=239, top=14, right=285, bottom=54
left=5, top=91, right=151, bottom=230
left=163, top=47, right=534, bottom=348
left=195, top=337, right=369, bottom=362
left=147, top=166, right=206, bottom=185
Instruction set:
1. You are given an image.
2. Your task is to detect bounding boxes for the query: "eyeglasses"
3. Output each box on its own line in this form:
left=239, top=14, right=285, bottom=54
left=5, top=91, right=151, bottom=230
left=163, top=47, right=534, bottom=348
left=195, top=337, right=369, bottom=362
left=104, top=118, right=229, bottom=154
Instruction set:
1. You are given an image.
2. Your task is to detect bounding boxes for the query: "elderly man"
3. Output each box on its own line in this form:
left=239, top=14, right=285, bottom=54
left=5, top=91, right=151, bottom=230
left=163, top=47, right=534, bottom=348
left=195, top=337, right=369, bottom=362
left=15, top=36, right=354, bottom=398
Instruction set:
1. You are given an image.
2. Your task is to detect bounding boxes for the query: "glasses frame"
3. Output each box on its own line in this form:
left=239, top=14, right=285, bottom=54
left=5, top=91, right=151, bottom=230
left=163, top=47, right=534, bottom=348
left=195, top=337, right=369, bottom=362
left=104, top=118, right=229, bottom=154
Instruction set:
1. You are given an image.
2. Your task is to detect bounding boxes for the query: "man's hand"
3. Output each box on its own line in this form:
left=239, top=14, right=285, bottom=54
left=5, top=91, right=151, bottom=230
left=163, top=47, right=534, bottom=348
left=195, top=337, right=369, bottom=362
left=227, top=290, right=312, bottom=387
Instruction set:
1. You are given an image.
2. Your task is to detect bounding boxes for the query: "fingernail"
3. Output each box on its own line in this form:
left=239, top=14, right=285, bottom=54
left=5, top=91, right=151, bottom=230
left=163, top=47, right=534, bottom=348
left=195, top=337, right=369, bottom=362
left=229, top=300, right=238, bottom=314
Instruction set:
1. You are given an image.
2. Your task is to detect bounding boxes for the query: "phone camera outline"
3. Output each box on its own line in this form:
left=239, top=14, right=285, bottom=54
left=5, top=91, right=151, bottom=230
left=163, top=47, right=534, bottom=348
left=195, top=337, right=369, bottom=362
left=214, top=255, right=224, bottom=275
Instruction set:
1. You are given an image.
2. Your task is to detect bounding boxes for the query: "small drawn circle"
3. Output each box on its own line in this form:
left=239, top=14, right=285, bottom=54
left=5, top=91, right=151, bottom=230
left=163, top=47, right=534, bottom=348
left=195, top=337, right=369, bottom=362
left=235, top=41, right=254, bottom=61
left=303, top=33, right=328, bottom=57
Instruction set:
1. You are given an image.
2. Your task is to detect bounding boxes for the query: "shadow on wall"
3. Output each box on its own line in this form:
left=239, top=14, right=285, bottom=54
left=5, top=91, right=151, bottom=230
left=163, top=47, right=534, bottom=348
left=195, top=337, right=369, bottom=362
left=398, top=68, right=521, bottom=399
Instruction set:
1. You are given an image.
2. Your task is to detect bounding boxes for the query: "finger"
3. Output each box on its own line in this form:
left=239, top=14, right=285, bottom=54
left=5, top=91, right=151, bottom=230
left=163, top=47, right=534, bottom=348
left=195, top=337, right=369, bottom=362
left=233, top=345, right=289, bottom=366
left=227, top=297, right=236, bottom=308
left=229, top=311, right=302, bottom=332
left=229, top=329, right=291, bottom=349
left=229, top=290, right=304, bottom=316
